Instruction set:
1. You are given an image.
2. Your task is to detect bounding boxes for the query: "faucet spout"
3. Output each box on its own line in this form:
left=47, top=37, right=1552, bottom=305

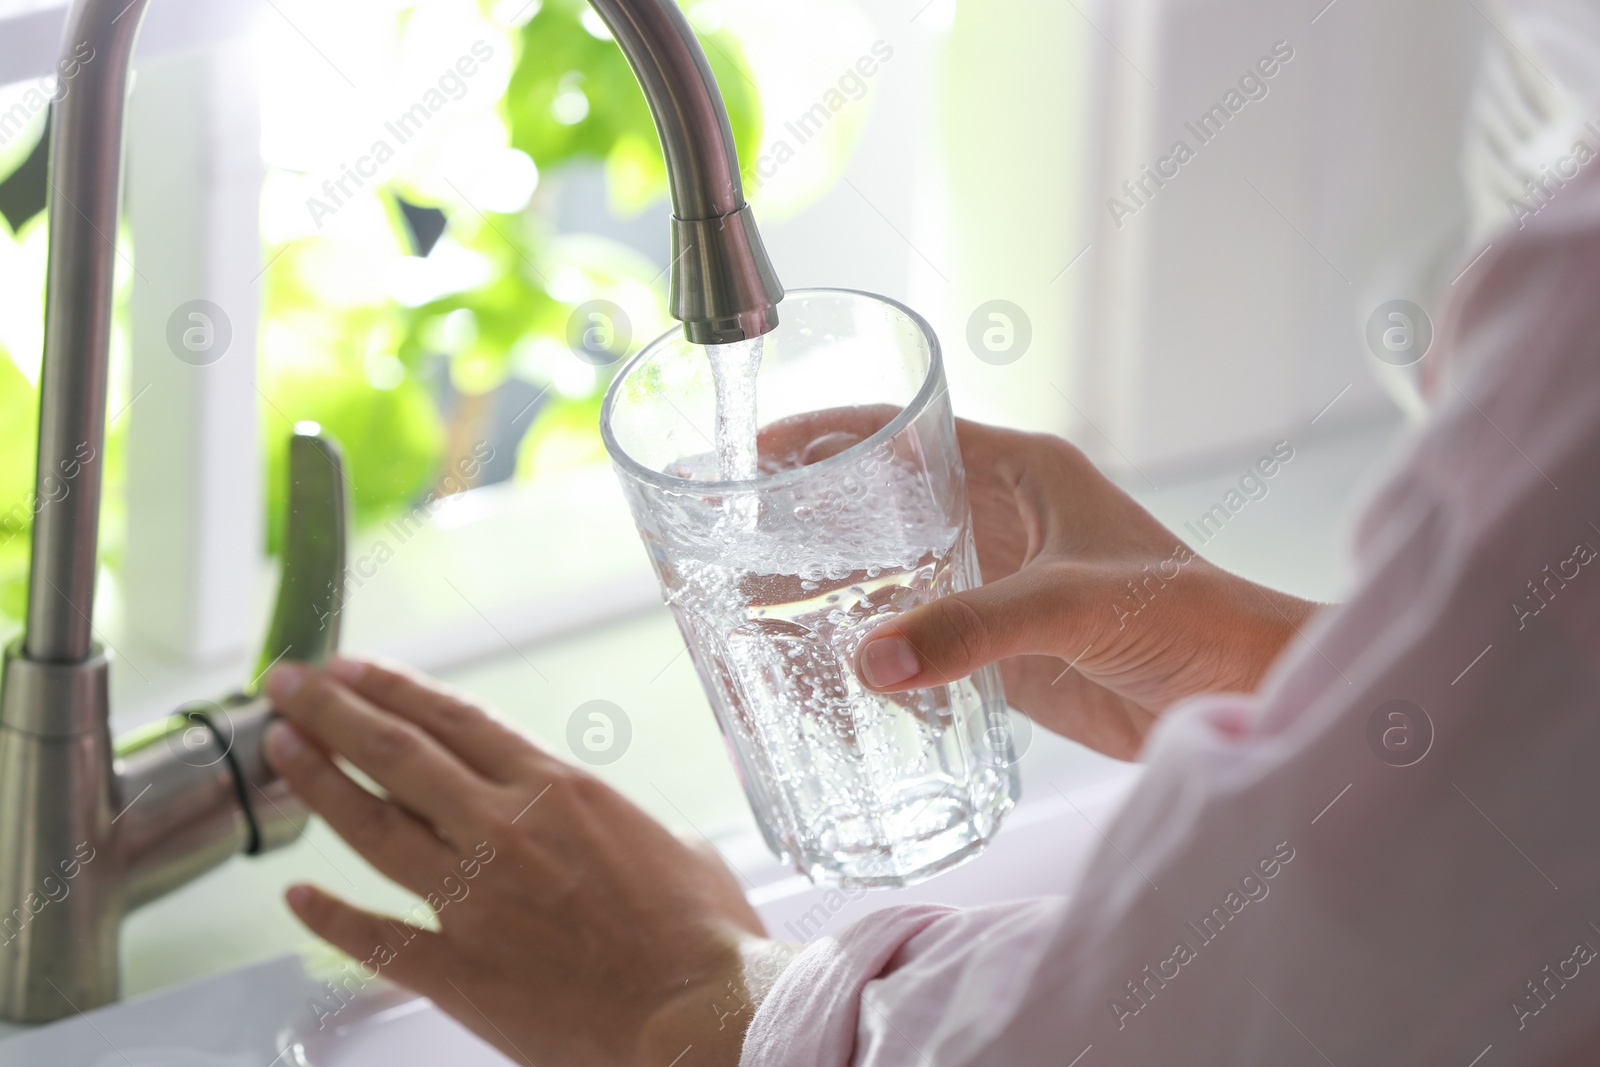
left=590, top=0, right=784, bottom=344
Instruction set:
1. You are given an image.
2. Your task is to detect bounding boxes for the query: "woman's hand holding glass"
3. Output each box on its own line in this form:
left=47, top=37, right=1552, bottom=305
left=763, top=409, right=1318, bottom=758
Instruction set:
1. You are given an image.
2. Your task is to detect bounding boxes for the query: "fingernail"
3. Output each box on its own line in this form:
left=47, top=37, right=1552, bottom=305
left=285, top=884, right=313, bottom=914
left=265, top=662, right=307, bottom=702
left=327, top=656, right=366, bottom=685
left=859, top=636, right=920, bottom=688
left=266, top=720, right=307, bottom=765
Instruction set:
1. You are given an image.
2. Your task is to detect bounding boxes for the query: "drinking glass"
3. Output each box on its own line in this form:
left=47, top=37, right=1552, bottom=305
left=601, top=288, right=1019, bottom=887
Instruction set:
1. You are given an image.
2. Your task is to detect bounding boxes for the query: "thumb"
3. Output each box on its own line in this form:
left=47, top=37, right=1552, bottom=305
left=854, top=572, right=1069, bottom=692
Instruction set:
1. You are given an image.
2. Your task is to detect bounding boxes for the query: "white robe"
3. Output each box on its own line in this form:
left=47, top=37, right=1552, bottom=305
left=741, top=12, right=1600, bottom=1065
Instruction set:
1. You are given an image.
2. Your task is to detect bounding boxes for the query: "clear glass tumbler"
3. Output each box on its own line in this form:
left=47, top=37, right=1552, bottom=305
left=601, top=289, right=1019, bottom=887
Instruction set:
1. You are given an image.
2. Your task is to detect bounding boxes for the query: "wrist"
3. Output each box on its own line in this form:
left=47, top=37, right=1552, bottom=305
left=634, top=933, right=797, bottom=1067
left=1204, top=567, right=1320, bottom=692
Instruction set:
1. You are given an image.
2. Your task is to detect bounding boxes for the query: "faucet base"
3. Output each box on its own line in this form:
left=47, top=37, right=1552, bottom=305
left=0, top=645, right=310, bottom=1024
left=0, top=646, right=119, bottom=1022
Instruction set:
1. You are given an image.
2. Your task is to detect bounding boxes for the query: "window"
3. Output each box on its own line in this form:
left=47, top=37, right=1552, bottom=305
left=0, top=0, right=930, bottom=692
left=0, top=0, right=1487, bottom=694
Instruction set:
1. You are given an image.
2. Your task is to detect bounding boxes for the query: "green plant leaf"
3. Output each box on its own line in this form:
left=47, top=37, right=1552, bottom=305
left=258, top=0, right=760, bottom=558
left=0, top=344, right=37, bottom=623
left=504, top=0, right=760, bottom=213
left=261, top=359, right=447, bottom=555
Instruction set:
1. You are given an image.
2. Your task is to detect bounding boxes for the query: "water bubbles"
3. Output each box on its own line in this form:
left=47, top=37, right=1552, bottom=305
left=793, top=504, right=815, bottom=521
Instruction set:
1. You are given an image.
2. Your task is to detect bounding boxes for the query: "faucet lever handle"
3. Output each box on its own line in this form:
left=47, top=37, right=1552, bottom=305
left=250, top=424, right=349, bottom=691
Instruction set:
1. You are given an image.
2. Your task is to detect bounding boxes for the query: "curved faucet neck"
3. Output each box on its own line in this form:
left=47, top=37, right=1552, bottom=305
left=588, top=0, right=783, bottom=343
left=589, top=0, right=743, bottom=222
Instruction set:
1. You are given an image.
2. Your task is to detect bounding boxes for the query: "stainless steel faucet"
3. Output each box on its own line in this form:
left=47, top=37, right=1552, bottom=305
left=0, top=0, right=781, bottom=1026
left=590, top=0, right=785, bottom=344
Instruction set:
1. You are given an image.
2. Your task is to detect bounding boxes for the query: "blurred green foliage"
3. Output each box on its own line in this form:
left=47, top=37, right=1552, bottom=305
left=262, top=0, right=760, bottom=546
left=258, top=228, right=452, bottom=553
left=505, top=0, right=755, bottom=216
left=0, top=0, right=760, bottom=624
left=0, top=211, right=129, bottom=629
left=0, top=340, right=36, bottom=621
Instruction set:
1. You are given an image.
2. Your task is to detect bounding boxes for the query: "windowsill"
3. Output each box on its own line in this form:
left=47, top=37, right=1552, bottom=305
left=98, top=462, right=661, bottom=730
left=334, top=465, right=662, bottom=675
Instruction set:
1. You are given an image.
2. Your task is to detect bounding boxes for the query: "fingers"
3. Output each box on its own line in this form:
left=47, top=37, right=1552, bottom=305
left=326, top=656, right=546, bottom=784
left=285, top=883, right=448, bottom=991
left=757, top=409, right=1029, bottom=473
left=266, top=719, right=458, bottom=897
left=266, top=664, right=492, bottom=842
left=757, top=404, right=899, bottom=467
left=856, top=571, right=1088, bottom=692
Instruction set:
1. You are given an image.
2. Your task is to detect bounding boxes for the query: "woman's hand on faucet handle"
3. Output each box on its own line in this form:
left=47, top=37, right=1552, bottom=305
left=262, top=658, right=779, bottom=1067
left=764, top=409, right=1319, bottom=759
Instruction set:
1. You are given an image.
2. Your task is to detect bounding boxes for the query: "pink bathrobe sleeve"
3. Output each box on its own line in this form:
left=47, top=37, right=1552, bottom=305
left=740, top=127, right=1600, bottom=1067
